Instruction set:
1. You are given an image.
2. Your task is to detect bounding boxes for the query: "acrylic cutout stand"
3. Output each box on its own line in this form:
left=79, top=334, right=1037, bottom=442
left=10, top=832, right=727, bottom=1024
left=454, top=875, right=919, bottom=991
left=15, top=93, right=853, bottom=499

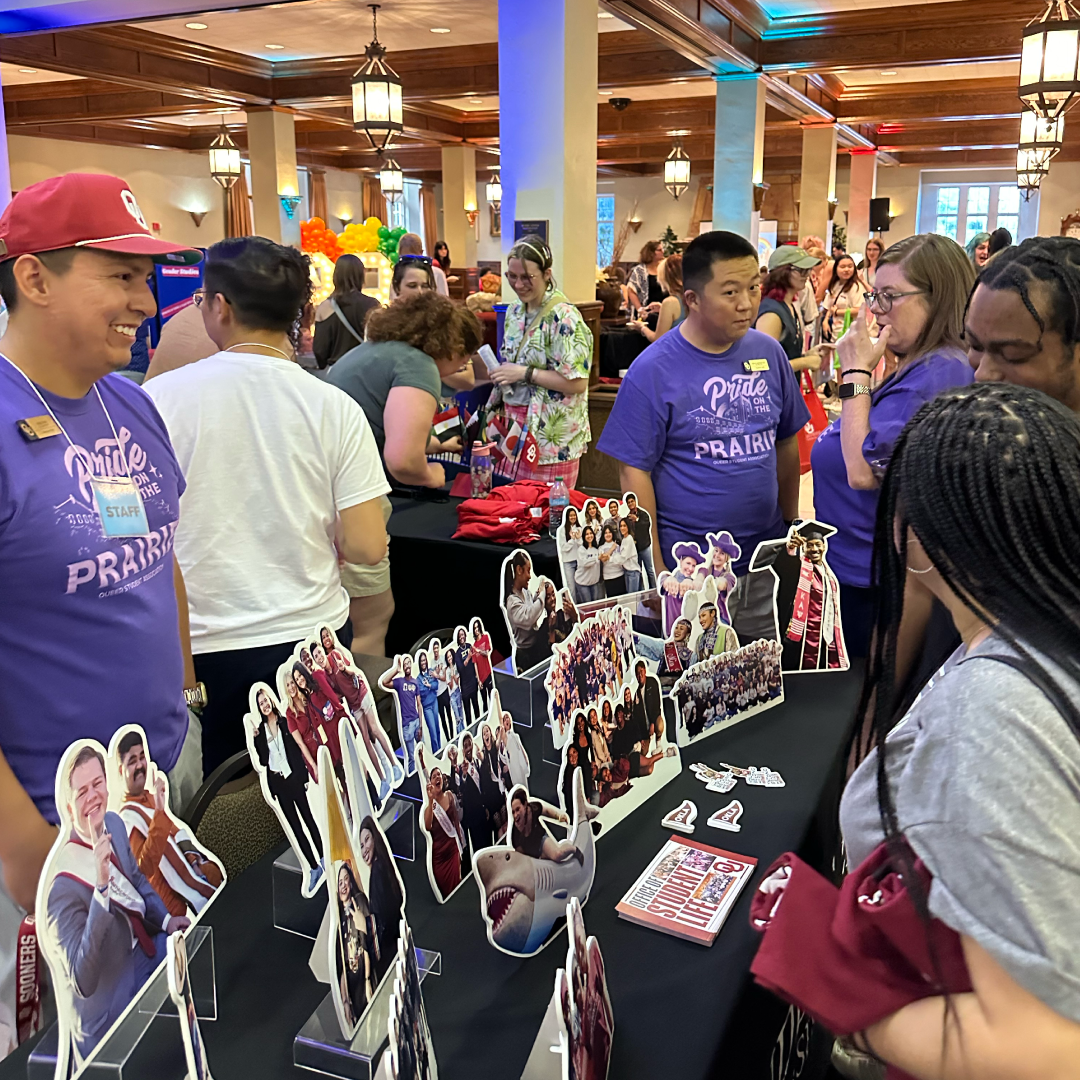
left=274, top=798, right=415, bottom=939
left=293, top=948, right=441, bottom=1080
left=28, top=926, right=216, bottom=1080
left=519, top=988, right=562, bottom=1080
left=493, top=655, right=551, bottom=728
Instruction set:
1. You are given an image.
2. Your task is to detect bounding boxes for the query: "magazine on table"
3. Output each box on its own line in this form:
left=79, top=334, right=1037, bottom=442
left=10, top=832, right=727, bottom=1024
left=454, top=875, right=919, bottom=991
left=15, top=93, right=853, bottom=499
left=616, top=835, right=756, bottom=945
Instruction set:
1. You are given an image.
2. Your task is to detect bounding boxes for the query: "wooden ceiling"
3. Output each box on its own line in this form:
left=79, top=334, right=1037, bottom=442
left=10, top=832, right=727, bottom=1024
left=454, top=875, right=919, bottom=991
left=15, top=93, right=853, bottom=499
left=0, top=0, right=1050, bottom=180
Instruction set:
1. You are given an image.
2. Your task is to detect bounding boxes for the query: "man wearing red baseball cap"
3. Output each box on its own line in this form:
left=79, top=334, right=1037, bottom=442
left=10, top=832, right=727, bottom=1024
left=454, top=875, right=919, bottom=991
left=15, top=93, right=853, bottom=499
left=0, top=174, right=204, bottom=1057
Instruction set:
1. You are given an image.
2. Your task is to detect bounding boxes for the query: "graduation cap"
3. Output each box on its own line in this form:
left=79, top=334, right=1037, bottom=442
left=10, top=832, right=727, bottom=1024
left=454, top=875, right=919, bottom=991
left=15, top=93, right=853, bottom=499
left=789, top=520, right=837, bottom=543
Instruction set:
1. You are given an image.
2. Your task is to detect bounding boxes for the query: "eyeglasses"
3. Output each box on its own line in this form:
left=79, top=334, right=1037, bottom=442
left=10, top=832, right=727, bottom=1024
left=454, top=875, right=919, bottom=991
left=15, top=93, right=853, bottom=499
left=504, top=271, right=536, bottom=286
left=866, top=289, right=924, bottom=314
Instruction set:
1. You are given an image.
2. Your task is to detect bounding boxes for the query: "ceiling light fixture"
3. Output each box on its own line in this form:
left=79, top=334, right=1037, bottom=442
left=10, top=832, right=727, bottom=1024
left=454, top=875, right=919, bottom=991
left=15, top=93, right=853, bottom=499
left=1019, top=0, right=1080, bottom=119
left=600, top=90, right=614, bottom=95
left=265, top=44, right=285, bottom=50
left=1017, top=147, right=1050, bottom=197
left=208, top=123, right=242, bottom=190
left=664, top=139, right=691, bottom=200
left=379, top=154, right=404, bottom=203
left=17, top=68, right=37, bottom=74
left=185, top=21, right=208, bottom=29
left=1018, top=105, right=1065, bottom=168
left=599, top=10, right=615, bottom=16
left=485, top=166, right=501, bottom=212
left=352, top=4, right=403, bottom=152
left=470, top=98, right=484, bottom=104
left=430, top=27, right=451, bottom=33
left=879, top=70, right=897, bottom=75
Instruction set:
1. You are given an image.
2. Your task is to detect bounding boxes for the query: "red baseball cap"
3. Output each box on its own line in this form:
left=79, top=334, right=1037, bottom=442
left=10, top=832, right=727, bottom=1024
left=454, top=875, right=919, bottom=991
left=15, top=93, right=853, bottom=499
left=0, top=173, right=202, bottom=266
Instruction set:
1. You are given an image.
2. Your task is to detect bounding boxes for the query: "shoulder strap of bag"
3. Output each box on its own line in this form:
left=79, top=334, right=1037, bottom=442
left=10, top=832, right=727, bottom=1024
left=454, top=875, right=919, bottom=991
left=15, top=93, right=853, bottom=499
left=331, top=297, right=363, bottom=343
left=977, top=652, right=1080, bottom=731
left=506, top=291, right=566, bottom=366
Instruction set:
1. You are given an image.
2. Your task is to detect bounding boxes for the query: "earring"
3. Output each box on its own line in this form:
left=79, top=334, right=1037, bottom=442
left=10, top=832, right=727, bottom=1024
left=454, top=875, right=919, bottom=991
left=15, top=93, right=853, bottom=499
left=906, top=565, right=933, bottom=575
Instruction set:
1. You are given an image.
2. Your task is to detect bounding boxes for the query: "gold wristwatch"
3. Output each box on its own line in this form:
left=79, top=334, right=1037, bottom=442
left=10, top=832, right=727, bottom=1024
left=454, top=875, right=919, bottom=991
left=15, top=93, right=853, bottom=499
left=184, top=682, right=208, bottom=709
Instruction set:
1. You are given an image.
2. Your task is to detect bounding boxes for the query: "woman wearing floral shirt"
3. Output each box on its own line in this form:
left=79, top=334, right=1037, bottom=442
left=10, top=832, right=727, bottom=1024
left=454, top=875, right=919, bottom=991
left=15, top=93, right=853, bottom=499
left=489, top=234, right=593, bottom=485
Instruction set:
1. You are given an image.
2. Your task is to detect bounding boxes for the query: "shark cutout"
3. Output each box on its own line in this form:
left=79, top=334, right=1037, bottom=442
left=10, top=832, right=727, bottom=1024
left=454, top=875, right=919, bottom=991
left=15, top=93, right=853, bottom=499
left=471, top=768, right=597, bottom=957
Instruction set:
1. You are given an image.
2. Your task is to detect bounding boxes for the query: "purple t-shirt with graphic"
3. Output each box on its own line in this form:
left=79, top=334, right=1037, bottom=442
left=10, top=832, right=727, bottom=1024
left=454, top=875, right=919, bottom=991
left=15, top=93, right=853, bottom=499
left=0, top=363, right=189, bottom=822
left=596, top=327, right=809, bottom=575
left=392, top=676, right=421, bottom=723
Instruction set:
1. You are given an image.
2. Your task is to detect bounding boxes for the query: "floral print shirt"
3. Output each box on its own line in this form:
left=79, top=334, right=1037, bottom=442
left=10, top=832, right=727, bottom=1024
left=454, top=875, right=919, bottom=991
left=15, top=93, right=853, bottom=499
left=501, top=292, right=593, bottom=465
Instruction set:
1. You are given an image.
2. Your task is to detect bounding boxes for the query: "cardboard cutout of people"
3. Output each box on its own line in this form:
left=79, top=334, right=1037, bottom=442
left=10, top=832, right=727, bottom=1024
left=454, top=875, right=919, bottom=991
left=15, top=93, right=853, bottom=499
left=545, top=605, right=634, bottom=751
left=500, top=548, right=580, bottom=674
left=166, top=931, right=213, bottom=1080
left=414, top=689, right=529, bottom=903
left=471, top=770, right=597, bottom=957
left=557, top=491, right=656, bottom=606
left=555, top=897, right=613, bottom=1080
left=36, top=738, right=223, bottom=1080
left=556, top=658, right=680, bottom=836
left=320, top=743, right=407, bottom=1041
left=749, top=520, right=849, bottom=673
left=671, top=638, right=784, bottom=748
left=383, top=922, right=437, bottom=1080
left=658, top=531, right=741, bottom=638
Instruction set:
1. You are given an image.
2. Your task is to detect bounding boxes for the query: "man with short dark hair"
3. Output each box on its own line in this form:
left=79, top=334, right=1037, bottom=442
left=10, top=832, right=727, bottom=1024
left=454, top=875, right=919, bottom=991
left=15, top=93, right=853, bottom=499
left=0, top=175, right=205, bottom=1057
left=597, top=231, right=809, bottom=642
left=622, top=493, right=655, bottom=588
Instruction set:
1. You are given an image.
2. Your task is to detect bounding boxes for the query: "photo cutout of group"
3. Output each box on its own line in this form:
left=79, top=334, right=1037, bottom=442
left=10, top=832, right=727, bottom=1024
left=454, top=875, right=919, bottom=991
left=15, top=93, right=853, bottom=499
left=545, top=606, right=635, bottom=750
left=748, top=519, right=849, bottom=673
left=554, top=897, right=613, bottom=1080
left=35, top=732, right=225, bottom=1080
left=379, top=619, right=496, bottom=778
left=166, top=931, right=212, bottom=1080
left=382, top=922, right=437, bottom=1080
left=243, top=626, right=402, bottom=898
left=658, top=531, right=741, bottom=639
left=471, top=770, right=598, bottom=957
left=557, top=659, right=680, bottom=836
left=657, top=576, right=742, bottom=678
left=556, top=492, right=657, bottom=605
left=320, top=743, right=408, bottom=1042
left=500, top=549, right=581, bottom=674
left=415, top=688, right=531, bottom=904
left=672, top=638, right=784, bottom=748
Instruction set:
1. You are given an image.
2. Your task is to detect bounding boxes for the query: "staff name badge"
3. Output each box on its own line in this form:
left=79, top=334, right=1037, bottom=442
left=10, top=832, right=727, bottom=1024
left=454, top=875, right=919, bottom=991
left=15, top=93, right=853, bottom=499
left=744, top=358, right=770, bottom=372
left=91, top=476, right=150, bottom=538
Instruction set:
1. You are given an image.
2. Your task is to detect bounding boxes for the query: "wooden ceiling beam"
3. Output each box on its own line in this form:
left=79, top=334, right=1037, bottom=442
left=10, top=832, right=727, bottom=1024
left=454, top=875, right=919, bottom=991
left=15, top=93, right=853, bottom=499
left=838, top=84, right=1022, bottom=125
left=5, top=88, right=220, bottom=127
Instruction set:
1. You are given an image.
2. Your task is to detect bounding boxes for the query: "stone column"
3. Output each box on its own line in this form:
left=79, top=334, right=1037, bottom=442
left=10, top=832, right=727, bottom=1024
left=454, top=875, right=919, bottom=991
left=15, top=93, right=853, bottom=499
left=440, top=144, right=478, bottom=268
left=797, top=123, right=838, bottom=246
left=846, top=150, right=879, bottom=260
left=246, top=107, right=300, bottom=247
left=712, top=73, right=767, bottom=240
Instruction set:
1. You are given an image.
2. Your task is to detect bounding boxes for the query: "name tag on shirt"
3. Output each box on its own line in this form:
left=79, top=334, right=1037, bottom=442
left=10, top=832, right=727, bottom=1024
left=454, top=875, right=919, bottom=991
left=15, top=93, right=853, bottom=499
left=91, top=476, right=150, bottom=538
left=16, top=415, right=62, bottom=441
left=744, top=358, right=770, bottom=372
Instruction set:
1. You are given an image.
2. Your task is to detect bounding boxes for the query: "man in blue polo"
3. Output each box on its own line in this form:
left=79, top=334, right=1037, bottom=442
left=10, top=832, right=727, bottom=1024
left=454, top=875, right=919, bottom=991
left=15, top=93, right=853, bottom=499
left=597, top=230, right=809, bottom=642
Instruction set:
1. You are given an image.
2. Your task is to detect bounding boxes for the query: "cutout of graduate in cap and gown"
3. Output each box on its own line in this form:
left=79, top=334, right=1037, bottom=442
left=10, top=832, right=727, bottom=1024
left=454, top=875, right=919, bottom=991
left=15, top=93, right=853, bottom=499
left=749, top=519, right=849, bottom=673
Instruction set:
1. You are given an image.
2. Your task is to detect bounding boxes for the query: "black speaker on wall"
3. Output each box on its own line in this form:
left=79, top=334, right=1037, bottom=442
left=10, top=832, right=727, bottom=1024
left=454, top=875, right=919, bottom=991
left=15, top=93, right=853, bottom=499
left=869, top=197, right=891, bottom=232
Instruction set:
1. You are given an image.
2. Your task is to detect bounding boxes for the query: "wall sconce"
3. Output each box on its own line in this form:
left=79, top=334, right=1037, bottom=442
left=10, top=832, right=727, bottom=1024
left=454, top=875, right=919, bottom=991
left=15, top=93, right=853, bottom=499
left=188, top=211, right=207, bottom=227
left=280, top=194, right=302, bottom=219
left=827, top=197, right=839, bottom=221
left=627, top=217, right=643, bottom=233
left=465, top=208, right=479, bottom=227
left=339, top=212, right=353, bottom=224
left=753, top=182, right=770, bottom=213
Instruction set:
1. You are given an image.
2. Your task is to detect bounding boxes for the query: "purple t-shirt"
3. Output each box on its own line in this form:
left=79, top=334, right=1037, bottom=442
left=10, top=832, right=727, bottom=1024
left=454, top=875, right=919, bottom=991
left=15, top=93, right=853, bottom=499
left=596, top=327, right=809, bottom=575
left=0, top=362, right=189, bottom=821
left=811, top=347, right=974, bottom=588
left=392, top=676, right=421, bottom=723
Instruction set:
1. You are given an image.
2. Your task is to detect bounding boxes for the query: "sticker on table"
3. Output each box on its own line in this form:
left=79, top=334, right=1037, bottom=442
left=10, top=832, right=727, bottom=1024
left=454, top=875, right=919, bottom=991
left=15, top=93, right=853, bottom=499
left=319, top=742, right=408, bottom=1042
left=499, top=547, right=580, bottom=675
left=662, top=799, right=698, bottom=834
left=746, top=766, right=786, bottom=788
left=555, top=656, right=681, bottom=836
left=415, top=687, right=531, bottom=904
left=166, top=931, right=213, bottom=1080
left=657, top=530, right=741, bottom=641
left=557, top=491, right=657, bottom=610
left=672, top=638, right=785, bottom=749
left=379, top=619, right=497, bottom=779
left=471, top=769, right=597, bottom=957
left=35, top=735, right=226, bottom=1080
left=748, top=519, right=850, bottom=673
left=544, top=602, right=634, bottom=751
left=707, top=800, right=744, bottom=833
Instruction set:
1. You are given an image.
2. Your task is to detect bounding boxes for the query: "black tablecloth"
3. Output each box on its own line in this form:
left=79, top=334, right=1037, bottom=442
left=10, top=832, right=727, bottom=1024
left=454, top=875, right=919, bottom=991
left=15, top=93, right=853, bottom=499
left=386, top=493, right=561, bottom=659
left=3, top=666, right=861, bottom=1080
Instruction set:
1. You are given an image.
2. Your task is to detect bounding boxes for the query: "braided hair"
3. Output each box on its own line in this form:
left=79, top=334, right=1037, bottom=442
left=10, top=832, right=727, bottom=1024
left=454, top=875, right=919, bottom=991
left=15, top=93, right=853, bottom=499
left=972, top=235, right=1080, bottom=346
left=854, top=382, right=1080, bottom=948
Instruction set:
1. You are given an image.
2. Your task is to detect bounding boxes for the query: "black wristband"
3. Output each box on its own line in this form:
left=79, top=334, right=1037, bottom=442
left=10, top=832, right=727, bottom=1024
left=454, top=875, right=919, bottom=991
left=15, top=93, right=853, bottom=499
left=841, top=368, right=874, bottom=378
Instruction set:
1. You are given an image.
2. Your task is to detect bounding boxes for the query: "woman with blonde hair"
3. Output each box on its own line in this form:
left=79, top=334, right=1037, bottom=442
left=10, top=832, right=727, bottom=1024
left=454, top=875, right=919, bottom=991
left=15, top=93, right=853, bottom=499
left=633, top=253, right=685, bottom=343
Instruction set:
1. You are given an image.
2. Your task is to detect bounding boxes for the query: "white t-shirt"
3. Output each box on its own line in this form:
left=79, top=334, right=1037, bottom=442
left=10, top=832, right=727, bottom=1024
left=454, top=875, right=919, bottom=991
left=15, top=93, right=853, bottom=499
left=145, top=350, right=390, bottom=652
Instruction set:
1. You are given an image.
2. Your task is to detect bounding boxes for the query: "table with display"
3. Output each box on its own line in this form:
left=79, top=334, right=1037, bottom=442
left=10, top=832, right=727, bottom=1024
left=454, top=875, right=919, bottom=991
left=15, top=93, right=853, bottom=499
left=2, top=664, right=860, bottom=1080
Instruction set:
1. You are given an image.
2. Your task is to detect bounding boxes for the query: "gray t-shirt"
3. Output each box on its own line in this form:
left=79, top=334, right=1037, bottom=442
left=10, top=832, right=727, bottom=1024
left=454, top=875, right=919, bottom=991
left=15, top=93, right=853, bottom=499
left=326, top=340, right=441, bottom=455
left=840, top=636, right=1080, bottom=1022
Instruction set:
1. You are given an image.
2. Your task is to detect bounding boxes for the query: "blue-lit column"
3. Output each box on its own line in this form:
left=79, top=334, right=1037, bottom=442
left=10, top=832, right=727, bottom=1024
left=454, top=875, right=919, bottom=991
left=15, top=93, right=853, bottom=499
left=497, top=0, right=598, bottom=302
left=0, top=68, right=12, bottom=211
left=712, top=73, right=767, bottom=240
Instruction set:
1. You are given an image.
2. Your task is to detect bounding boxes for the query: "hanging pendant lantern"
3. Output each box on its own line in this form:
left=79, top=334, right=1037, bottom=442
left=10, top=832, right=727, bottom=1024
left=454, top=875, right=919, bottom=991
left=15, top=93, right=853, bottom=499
left=379, top=156, right=404, bottom=203
left=208, top=124, right=242, bottom=190
left=351, top=4, right=403, bottom=151
left=664, top=140, right=691, bottom=200
left=485, top=168, right=502, bottom=211
left=1017, top=147, right=1050, bottom=199
left=1019, top=0, right=1080, bottom=119
left=1018, top=106, right=1065, bottom=168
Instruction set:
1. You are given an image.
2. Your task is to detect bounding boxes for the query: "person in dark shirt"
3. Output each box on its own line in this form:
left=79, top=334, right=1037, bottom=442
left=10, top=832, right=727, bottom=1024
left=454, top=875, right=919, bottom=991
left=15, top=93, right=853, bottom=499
left=631, top=660, right=665, bottom=754
left=623, top=492, right=656, bottom=588
left=508, top=789, right=580, bottom=863
left=454, top=626, right=480, bottom=724
left=313, top=255, right=380, bottom=368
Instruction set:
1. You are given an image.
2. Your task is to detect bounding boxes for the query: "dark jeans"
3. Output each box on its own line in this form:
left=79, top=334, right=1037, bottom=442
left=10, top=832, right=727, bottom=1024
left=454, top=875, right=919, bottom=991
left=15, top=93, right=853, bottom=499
left=461, top=682, right=481, bottom=724
left=271, top=775, right=320, bottom=868
left=437, top=691, right=454, bottom=743
left=839, top=583, right=877, bottom=659
left=195, top=619, right=353, bottom=776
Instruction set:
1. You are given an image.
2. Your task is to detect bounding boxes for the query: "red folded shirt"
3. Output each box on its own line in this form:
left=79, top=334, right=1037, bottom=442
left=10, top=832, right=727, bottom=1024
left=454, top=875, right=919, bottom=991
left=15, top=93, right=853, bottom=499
left=749, top=839, right=971, bottom=1079
left=457, top=498, right=533, bottom=523
left=452, top=518, right=540, bottom=544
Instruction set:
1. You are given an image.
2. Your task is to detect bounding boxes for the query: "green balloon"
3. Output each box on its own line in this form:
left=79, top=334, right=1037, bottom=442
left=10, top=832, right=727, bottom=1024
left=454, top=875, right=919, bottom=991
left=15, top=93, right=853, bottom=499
left=378, top=225, right=391, bottom=240
left=392, top=226, right=407, bottom=240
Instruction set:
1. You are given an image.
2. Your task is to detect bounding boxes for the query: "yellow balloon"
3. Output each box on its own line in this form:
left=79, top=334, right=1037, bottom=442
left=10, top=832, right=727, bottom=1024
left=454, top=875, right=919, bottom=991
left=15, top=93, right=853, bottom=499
left=364, top=216, right=380, bottom=229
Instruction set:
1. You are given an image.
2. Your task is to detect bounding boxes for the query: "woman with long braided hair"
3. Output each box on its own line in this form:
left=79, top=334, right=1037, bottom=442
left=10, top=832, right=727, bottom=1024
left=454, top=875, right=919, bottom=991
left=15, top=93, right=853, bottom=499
left=833, top=382, right=1080, bottom=1076
left=965, top=234, right=1080, bottom=412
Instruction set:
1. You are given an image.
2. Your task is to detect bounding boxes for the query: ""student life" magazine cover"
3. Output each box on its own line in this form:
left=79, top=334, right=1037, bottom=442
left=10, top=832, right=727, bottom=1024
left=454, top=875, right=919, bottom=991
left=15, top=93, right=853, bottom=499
left=616, top=835, right=757, bottom=945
